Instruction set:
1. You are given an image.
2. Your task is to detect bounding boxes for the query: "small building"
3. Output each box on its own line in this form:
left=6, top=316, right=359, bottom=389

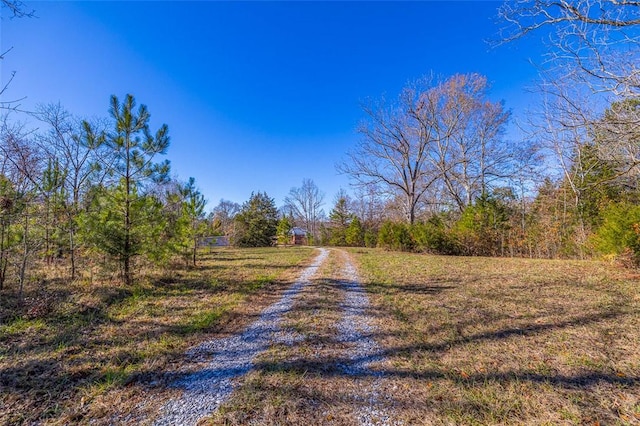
left=290, top=227, right=308, bottom=245
left=198, top=236, right=229, bottom=247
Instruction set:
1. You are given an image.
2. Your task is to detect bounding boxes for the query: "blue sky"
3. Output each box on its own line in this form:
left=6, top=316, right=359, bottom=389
left=1, top=1, right=547, bottom=211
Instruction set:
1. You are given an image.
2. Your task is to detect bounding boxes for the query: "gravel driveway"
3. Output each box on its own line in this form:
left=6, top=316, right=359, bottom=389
left=153, top=248, right=390, bottom=425
left=154, top=248, right=329, bottom=426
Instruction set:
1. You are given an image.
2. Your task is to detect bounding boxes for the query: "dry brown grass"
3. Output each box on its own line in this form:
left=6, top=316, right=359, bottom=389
left=0, top=247, right=314, bottom=425
left=349, top=249, right=640, bottom=425
left=5, top=247, right=638, bottom=425
left=207, top=248, right=640, bottom=425
left=208, top=248, right=388, bottom=425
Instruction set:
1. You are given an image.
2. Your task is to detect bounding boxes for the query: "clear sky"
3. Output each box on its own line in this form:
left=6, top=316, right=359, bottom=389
left=1, top=1, right=547, bottom=211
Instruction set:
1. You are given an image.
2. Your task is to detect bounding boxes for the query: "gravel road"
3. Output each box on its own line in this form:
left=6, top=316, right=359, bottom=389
left=335, top=251, right=394, bottom=426
left=153, top=248, right=329, bottom=426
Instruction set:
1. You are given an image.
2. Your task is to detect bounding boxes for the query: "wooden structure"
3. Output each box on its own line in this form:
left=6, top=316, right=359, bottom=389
left=290, top=227, right=308, bottom=245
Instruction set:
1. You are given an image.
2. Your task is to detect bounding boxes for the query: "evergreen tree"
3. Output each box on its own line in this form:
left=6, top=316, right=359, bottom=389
left=276, top=215, right=293, bottom=246
left=328, top=195, right=351, bottom=246
left=80, top=94, right=170, bottom=285
left=345, top=215, right=364, bottom=246
left=234, top=192, right=278, bottom=247
left=179, top=177, right=207, bottom=266
left=453, top=193, right=511, bottom=256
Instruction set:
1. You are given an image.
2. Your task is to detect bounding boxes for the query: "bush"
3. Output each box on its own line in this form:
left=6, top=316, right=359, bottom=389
left=364, top=230, right=377, bottom=248
left=411, top=216, right=457, bottom=254
left=377, top=221, right=414, bottom=251
left=452, top=194, right=510, bottom=256
left=593, top=201, right=640, bottom=266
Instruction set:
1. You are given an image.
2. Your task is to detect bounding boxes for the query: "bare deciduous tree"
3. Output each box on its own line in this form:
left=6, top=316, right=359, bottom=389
left=35, top=104, right=107, bottom=279
left=340, top=74, right=511, bottom=222
left=1, top=0, right=36, bottom=111
left=427, top=74, right=511, bottom=211
left=594, top=98, right=640, bottom=188
left=526, top=81, right=598, bottom=255
left=498, top=0, right=640, bottom=96
left=0, top=119, right=42, bottom=297
left=1, top=0, right=34, bottom=18
left=339, top=78, right=441, bottom=224
left=351, top=183, right=386, bottom=230
left=210, top=199, right=240, bottom=236
left=283, top=178, right=325, bottom=242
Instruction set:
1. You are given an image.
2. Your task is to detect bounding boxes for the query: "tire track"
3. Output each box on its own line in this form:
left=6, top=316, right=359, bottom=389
left=334, top=250, right=395, bottom=426
left=153, top=248, right=329, bottom=426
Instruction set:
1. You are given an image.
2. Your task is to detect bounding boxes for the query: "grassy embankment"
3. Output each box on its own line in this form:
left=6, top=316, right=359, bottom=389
left=0, top=247, right=314, bottom=425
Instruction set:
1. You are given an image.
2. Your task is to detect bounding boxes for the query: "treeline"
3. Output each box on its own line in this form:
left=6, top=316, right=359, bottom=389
left=315, top=172, right=640, bottom=265
left=261, top=72, right=640, bottom=265
left=0, top=95, right=211, bottom=296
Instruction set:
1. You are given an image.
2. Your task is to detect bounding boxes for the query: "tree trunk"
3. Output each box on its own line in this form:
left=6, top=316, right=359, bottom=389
left=69, top=225, right=76, bottom=280
left=44, top=198, right=51, bottom=265
left=124, top=131, right=132, bottom=286
left=192, top=236, right=197, bottom=267
left=0, top=222, right=6, bottom=291
left=18, top=210, right=29, bottom=300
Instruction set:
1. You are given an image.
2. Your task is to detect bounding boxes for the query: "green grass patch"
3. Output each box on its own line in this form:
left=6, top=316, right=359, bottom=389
left=0, top=317, right=48, bottom=335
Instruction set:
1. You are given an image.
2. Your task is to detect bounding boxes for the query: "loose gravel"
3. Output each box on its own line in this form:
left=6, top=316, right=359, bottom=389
left=153, top=248, right=329, bottom=426
left=335, top=251, right=395, bottom=426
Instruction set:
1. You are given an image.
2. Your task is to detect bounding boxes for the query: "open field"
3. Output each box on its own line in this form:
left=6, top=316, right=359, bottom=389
left=208, top=249, right=640, bottom=425
left=350, top=249, right=640, bottom=424
left=2, top=247, right=639, bottom=425
left=0, top=247, right=314, bottom=425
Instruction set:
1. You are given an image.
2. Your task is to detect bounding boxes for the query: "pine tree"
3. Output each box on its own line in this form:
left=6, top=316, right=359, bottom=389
left=328, top=195, right=351, bottom=246
left=233, top=192, right=278, bottom=247
left=276, top=215, right=293, bottom=246
left=179, top=177, right=207, bottom=266
left=345, top=215, right=365, bottom=247
left=80, top=94, right=169, bottom=285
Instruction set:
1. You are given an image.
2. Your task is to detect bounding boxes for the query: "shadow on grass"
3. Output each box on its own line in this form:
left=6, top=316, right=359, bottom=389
left=360, top=275, right=460, bottom=292
left=245, top=358, right=640, bottom=389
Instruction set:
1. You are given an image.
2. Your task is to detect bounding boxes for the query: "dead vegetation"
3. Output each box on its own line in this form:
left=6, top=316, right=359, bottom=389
left=3, top=246, right=639, bottom=425
left=350, top=249, right=640, bottom=425
left=0, top=247, right=314, bottom=425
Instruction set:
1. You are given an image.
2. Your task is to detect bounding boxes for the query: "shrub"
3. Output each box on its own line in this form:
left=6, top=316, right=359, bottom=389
left=411, top=216, right=457, bottom=254
left=452, top=194, right=511, bottom=256
left=377, top=221, right=414, bottom=251
left=364, top=230, right=377, bottom=248
left=593, top=201, right=640, bottom=266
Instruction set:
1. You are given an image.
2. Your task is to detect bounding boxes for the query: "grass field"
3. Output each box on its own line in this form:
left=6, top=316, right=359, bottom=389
left=0, top=247, right=314, bottom=425
left=208, top=248, right=377, bottom=425
left=350, top=249, right=640, bottom=424
left=2, top=247, right=639, bottom=425
left=206, top=249, right=640, bottom=425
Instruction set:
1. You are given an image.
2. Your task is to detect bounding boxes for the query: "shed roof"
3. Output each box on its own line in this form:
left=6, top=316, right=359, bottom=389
left=290, top=227, right=307, bottom=236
